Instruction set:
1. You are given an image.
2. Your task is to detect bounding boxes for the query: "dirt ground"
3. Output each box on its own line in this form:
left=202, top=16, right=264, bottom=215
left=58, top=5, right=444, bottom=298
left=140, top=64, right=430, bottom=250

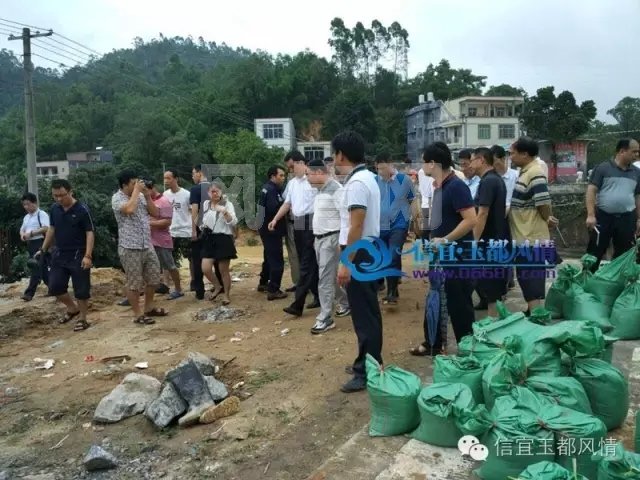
left=0, top=237, right=435, bottom=479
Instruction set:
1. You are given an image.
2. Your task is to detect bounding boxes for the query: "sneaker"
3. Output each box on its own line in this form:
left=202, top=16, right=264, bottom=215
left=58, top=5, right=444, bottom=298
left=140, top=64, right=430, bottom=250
left=344, top=365, right=354, bottom=375
left=311, top=318, right=335, bottom=334
left=167, top=291, right=184, bottom=300
left=257, top=284, right=268, bottom=293
left=340, top=376, right=366, bottom=393
left=267, top=290, right=287, bottom=301
left=335, top=307, right=351, bottom=317
left=21, top=294, right=33, bottom=302
left=283, top=305, right=303, bottom=317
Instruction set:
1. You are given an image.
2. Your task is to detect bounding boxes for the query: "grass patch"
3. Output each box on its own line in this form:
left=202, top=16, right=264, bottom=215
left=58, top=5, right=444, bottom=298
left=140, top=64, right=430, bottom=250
left=246, top=370, right=281, bottom=391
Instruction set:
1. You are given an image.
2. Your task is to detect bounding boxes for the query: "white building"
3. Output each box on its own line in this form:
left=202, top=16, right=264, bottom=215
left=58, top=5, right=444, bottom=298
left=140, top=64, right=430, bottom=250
left=36, top=160, right=70, bottom=179
left=440, top=96, right=524, bottom=150
left=298, top=141, right=331, bottom=162
left=254, top=118, right=296, bottom=151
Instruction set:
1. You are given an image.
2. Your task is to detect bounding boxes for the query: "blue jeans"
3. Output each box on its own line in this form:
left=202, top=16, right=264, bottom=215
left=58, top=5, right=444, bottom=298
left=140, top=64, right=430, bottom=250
left=379, top=228, right=408, bottom=297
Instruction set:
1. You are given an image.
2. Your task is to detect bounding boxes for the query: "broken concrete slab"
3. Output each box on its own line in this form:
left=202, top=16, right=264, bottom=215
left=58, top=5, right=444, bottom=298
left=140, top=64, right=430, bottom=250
left=94, top=373, right=161, bottom=423
left=144, top=382, right=187, bottom=429
left=167, top=360, right=215, bottom=428
left=194, top=306, right=245, bottom=323
left=83, top=445, right=118, bottom=471
left=166, top=352, right=216, bottom=378
left=204, top=376, right=228, bottom=402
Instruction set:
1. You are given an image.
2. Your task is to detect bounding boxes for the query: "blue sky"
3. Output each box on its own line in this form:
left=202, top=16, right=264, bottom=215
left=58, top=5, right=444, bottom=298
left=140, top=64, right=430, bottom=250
left=1, top=0, right=638, bottom=122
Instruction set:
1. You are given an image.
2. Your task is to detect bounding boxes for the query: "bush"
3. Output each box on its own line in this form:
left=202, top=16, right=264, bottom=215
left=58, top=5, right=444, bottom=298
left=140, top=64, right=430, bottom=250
left=8, top=253, right=29, bottom=283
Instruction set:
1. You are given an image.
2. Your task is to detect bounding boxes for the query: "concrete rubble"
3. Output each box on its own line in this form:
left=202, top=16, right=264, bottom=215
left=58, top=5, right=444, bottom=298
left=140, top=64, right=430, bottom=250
left=83, top=445, right=118, bottom=471
left=93, top=373, right=161, bottom=423
left=193, top=305, right=245, bottom=323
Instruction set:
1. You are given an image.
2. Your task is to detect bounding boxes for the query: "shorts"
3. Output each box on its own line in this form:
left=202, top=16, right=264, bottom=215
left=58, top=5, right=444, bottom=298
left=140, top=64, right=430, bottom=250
left=48, top=249, right=91, bottom=300
left=172, top=237, right=192, bottom=265
left=154, top=246, right=177, bottom=271
left=118, top=247, right=162, bottom=291
left=201, top=232, right=237, bottom=260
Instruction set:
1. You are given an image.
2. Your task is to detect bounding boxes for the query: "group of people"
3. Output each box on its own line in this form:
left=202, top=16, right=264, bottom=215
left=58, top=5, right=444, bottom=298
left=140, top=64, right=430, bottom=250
left=17, top=132, right=640, bottom=393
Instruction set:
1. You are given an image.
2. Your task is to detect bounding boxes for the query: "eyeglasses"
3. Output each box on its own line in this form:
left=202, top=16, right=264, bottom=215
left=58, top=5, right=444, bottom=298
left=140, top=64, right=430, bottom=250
left=52, top=191, right=69, bottom=199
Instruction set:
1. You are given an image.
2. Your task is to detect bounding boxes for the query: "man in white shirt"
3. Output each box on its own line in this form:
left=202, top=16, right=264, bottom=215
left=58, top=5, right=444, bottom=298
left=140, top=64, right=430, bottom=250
left=335, top=131, right=382, bottom=393
left=458, top=149, right=480, bottom=200
left=491, top=145, right=519, bottom=215
left=417, top=168, right=434, bottom=238
left=163, top=169, right=192, bottom=299
left=269, top=152, right=319, bottom=316
left=282, top=152, right=301, bottom=292
left=20, top=192, right=50, bottom=301
left=307, top=159, right=343, bottom=334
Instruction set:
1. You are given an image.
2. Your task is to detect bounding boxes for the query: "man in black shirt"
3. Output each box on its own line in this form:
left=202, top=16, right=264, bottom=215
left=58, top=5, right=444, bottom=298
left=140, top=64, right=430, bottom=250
left=470, top=147, right=509, bottom=317
left=37, top=179, right=95, bottom=331
left=257, top=166, right=288, bottom=300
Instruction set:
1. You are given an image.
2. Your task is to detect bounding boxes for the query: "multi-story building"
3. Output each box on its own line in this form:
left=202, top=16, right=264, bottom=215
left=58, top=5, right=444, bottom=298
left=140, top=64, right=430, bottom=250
left=298, top=141, right=331, bottom=162
left=36, top=160, right=70, bottom=179
left=405, top=93, right=525, bottom=162
left=254, top=118, right=296, bottom=152
left=66, top=149, right=113, bottom=169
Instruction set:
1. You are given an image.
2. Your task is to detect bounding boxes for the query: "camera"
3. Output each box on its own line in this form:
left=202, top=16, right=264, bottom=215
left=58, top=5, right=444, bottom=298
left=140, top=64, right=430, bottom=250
left=143, top=179, right=154, bottom=189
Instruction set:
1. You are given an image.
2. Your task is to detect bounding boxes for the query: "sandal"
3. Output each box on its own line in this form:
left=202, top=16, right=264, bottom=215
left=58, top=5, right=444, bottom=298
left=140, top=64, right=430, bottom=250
left=210, top=288, right=223, bottom=301
left=134, top=316, right=156, bottom=325
left=60, top=310, right=80, bottom=324
left=221, top=298, right=230, bottom=306
left=73, top=319, right=90, bottom=331
left=144, top=307, right=168, bottom=317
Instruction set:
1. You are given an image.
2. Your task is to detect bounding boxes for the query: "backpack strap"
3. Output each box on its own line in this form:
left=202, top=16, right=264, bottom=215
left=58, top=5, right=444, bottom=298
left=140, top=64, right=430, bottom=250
left=37, top=210, right=42, bottom=228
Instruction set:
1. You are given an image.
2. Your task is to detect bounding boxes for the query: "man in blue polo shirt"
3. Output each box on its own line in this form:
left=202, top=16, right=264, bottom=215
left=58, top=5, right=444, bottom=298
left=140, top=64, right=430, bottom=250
left=37, top=179, right=95, bottom=332
left=375, top=152, right=415, bottom=304
left=411, top=142, right=477, bottom=356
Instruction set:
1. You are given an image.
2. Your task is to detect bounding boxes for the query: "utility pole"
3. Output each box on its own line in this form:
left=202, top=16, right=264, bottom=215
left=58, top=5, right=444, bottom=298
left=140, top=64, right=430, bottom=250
left=9, top=27, right=52, bottom=201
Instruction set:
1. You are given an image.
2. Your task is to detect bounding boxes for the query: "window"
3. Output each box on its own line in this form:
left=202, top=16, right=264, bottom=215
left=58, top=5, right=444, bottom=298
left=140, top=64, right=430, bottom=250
left=467, top=107, right=477, bottom=117
left=478, top=125, right=491, bottom=140
left=263, top=123, right=284, bottom=139
left=499, top=124, right=516, bottom=139
left=303, top=147, right=325, bottom=162
left=495, top=107, right=506, bottom=117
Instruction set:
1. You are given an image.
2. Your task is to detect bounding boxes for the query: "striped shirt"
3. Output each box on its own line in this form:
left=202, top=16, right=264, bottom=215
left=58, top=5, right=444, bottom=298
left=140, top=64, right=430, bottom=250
left=509, top=160, right=551, bottom=243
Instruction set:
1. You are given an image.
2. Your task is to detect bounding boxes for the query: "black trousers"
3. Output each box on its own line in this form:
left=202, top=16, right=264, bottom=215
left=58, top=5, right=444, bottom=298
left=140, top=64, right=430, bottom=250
left=291, top=226, right=319, bottom=310
left=347, top=256, right=383, bottom=379
left=24, top=238, right=48, bottom=297
left=259, top=231, right=285, bottom=292
left=586, top=209, right=636, bottom=272
left=444, top=275, right=475, bottom=343
left=191, top=238, right=205, bottom=299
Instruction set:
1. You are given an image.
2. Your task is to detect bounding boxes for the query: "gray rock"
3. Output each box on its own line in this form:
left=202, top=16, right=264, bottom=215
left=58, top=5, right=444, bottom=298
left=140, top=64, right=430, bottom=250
left=0, top=471, right=7, bottom=480
left=144, top=383, right=187, bottom=429
left=48, top=340, right=64, bottom=349
left=194, top=306, right=245, bottom=323
left=94, top=373, right=161, bottom=423
left=83, top=445, right=118, bottom=471
left=167, top=352, right=216, bottom=377
left=204, top=376, right=228, bottom=402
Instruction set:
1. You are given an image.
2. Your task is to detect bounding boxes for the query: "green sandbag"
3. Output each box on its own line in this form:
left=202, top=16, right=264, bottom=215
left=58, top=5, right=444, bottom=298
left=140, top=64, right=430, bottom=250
left=529, top=307, right=553, bottom=325
left=411, top=382, right=475, bottom=447
left=610, top=269, right=640, bottom=340
left=457, top=335, right=503, bottom=366
left=482, top=340, right=527, bottom=409
left=514, top=461, right=588, bottom=480
left=366, top=354, right=421, bottom=436
left=546, top=265, right=579, bottom=319
left=585, top=243, right=639, bottom=308
left=543, top=404, right=606, bottom=479
left=564, top=283, right=612, bottom=321
left=524, top=376, right=592, bottom=414
left=592, top=442, right=640, bottom=479
left=473, top=395, right=556, bottom=480
left=433, top=355, right=484, bottom=404
left=571, top=358, right=629, bottom=430
left=545, top=321, right=606, bottom=358
left=575, top=254, right=597, bottom=286
left=496, top=300, right=511, bottom=319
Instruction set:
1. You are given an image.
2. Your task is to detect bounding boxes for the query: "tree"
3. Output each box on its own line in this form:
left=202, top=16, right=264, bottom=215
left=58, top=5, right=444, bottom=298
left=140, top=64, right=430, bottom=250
left=322, top=87, right=377, bottom=147
left=607, top=97, right=640, bottom=135
left=328, top=17, right=356, bottom=78
left=485, top=84, right=526, bottom=97
left=520, top=86, right=597, bottom=170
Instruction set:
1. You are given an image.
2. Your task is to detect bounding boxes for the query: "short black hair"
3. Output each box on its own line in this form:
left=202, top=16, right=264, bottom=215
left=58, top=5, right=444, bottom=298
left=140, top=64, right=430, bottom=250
left=490, top=145, right=506, bottom=159
left=51, top=179, right=71, bottom=191
left=458, top=149, right=473, bottom=161
left=616, top=138, right=636, bottom=152
left=117, top=169, right=138, bottom=189
left=307, top=159, right=327, bottom=172
left=284, top=150, right=305, bottom=163
left=166, top=168, right=179, bottom=179
left=21, top=192, right=37, bottom=203
left=193, top=164, right=203, bottom=173
left=423, top=143, right=453, bottom=169
left=323, top=156, right=334, bottom=165
left=473, top=147, right=494, bottom=166
left=375, top=152, right=392, bottom=163
left=267, top=165, right=285, bottom=180
left=512, top=137, right=539, bottom=157
left=331, top=131, right=365, bottom=164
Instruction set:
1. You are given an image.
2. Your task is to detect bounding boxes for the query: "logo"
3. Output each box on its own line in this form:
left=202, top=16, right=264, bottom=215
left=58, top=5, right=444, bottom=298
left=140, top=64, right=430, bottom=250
left=201, top=164, right=256, bottom=229
left=340, top=237, right=406, bottom=282
left=458, top=435, right=488, bottom=462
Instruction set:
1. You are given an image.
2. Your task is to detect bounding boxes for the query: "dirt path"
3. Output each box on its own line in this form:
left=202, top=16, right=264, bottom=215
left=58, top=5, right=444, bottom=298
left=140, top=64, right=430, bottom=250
left=0, top=243, right=450, bottom=479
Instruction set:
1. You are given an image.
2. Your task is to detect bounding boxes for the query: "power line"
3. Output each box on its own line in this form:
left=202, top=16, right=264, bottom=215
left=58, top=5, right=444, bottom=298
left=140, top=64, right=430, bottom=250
left=45, top=35, right=96, bottom=60
left=0, top=28, right=18, bottom=36
left=0, top=21, right=22, bottom=32
left=31, top=39, right=87, bottom=65
left=0, top=17, right=50, bottom=32
left=52, top=32, right=101, bottom=56
left=32, top=53, right=70, bottom=69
